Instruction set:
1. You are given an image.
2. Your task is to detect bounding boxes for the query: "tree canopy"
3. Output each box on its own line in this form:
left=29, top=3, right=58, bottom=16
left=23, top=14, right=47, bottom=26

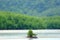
left=0, top=11, right=60, bottom=30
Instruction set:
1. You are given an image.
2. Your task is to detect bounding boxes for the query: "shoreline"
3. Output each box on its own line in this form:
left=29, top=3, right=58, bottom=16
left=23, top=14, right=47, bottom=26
left=0, top=30, right=60, bottom=33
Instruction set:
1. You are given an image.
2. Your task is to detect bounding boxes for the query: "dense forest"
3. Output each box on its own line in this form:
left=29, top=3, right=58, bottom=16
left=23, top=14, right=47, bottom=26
left=0, top=0, right=60, bottom=16
left=0, top=11, right=60, bottom=30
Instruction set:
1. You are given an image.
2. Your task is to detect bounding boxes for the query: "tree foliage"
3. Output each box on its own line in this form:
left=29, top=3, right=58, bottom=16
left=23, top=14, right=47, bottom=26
left=0, top=11, right=60, bottom=30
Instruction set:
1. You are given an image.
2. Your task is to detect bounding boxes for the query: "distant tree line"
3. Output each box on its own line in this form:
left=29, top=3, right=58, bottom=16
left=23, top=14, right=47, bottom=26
left=0, top=11, right=60, bottom=30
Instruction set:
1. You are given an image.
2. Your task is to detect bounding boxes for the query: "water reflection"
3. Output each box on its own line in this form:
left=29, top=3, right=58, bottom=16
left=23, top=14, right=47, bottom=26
left=28, top=38, right=37, bottom=40
left=28, top=38, right=60, bottom=40
left=29, top=38, right=33, bottom=40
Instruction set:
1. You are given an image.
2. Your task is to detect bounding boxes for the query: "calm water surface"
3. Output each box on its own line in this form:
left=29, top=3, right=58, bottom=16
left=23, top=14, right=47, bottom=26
left=0, top=30, right=60, bottom=40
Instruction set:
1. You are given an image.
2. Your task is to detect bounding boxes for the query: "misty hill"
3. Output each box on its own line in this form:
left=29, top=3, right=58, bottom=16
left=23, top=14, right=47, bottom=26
left=0, top=0, right=60, bottom=16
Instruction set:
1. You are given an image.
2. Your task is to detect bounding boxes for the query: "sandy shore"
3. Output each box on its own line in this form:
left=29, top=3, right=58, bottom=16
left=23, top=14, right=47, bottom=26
left=0, top=30, right=60, bottom=33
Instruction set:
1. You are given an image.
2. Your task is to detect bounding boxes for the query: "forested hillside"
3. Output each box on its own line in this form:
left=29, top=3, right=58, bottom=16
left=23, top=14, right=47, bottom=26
left=0, top=0, right=60, bottom=16
left=0, top=11, right=60, bottom=30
